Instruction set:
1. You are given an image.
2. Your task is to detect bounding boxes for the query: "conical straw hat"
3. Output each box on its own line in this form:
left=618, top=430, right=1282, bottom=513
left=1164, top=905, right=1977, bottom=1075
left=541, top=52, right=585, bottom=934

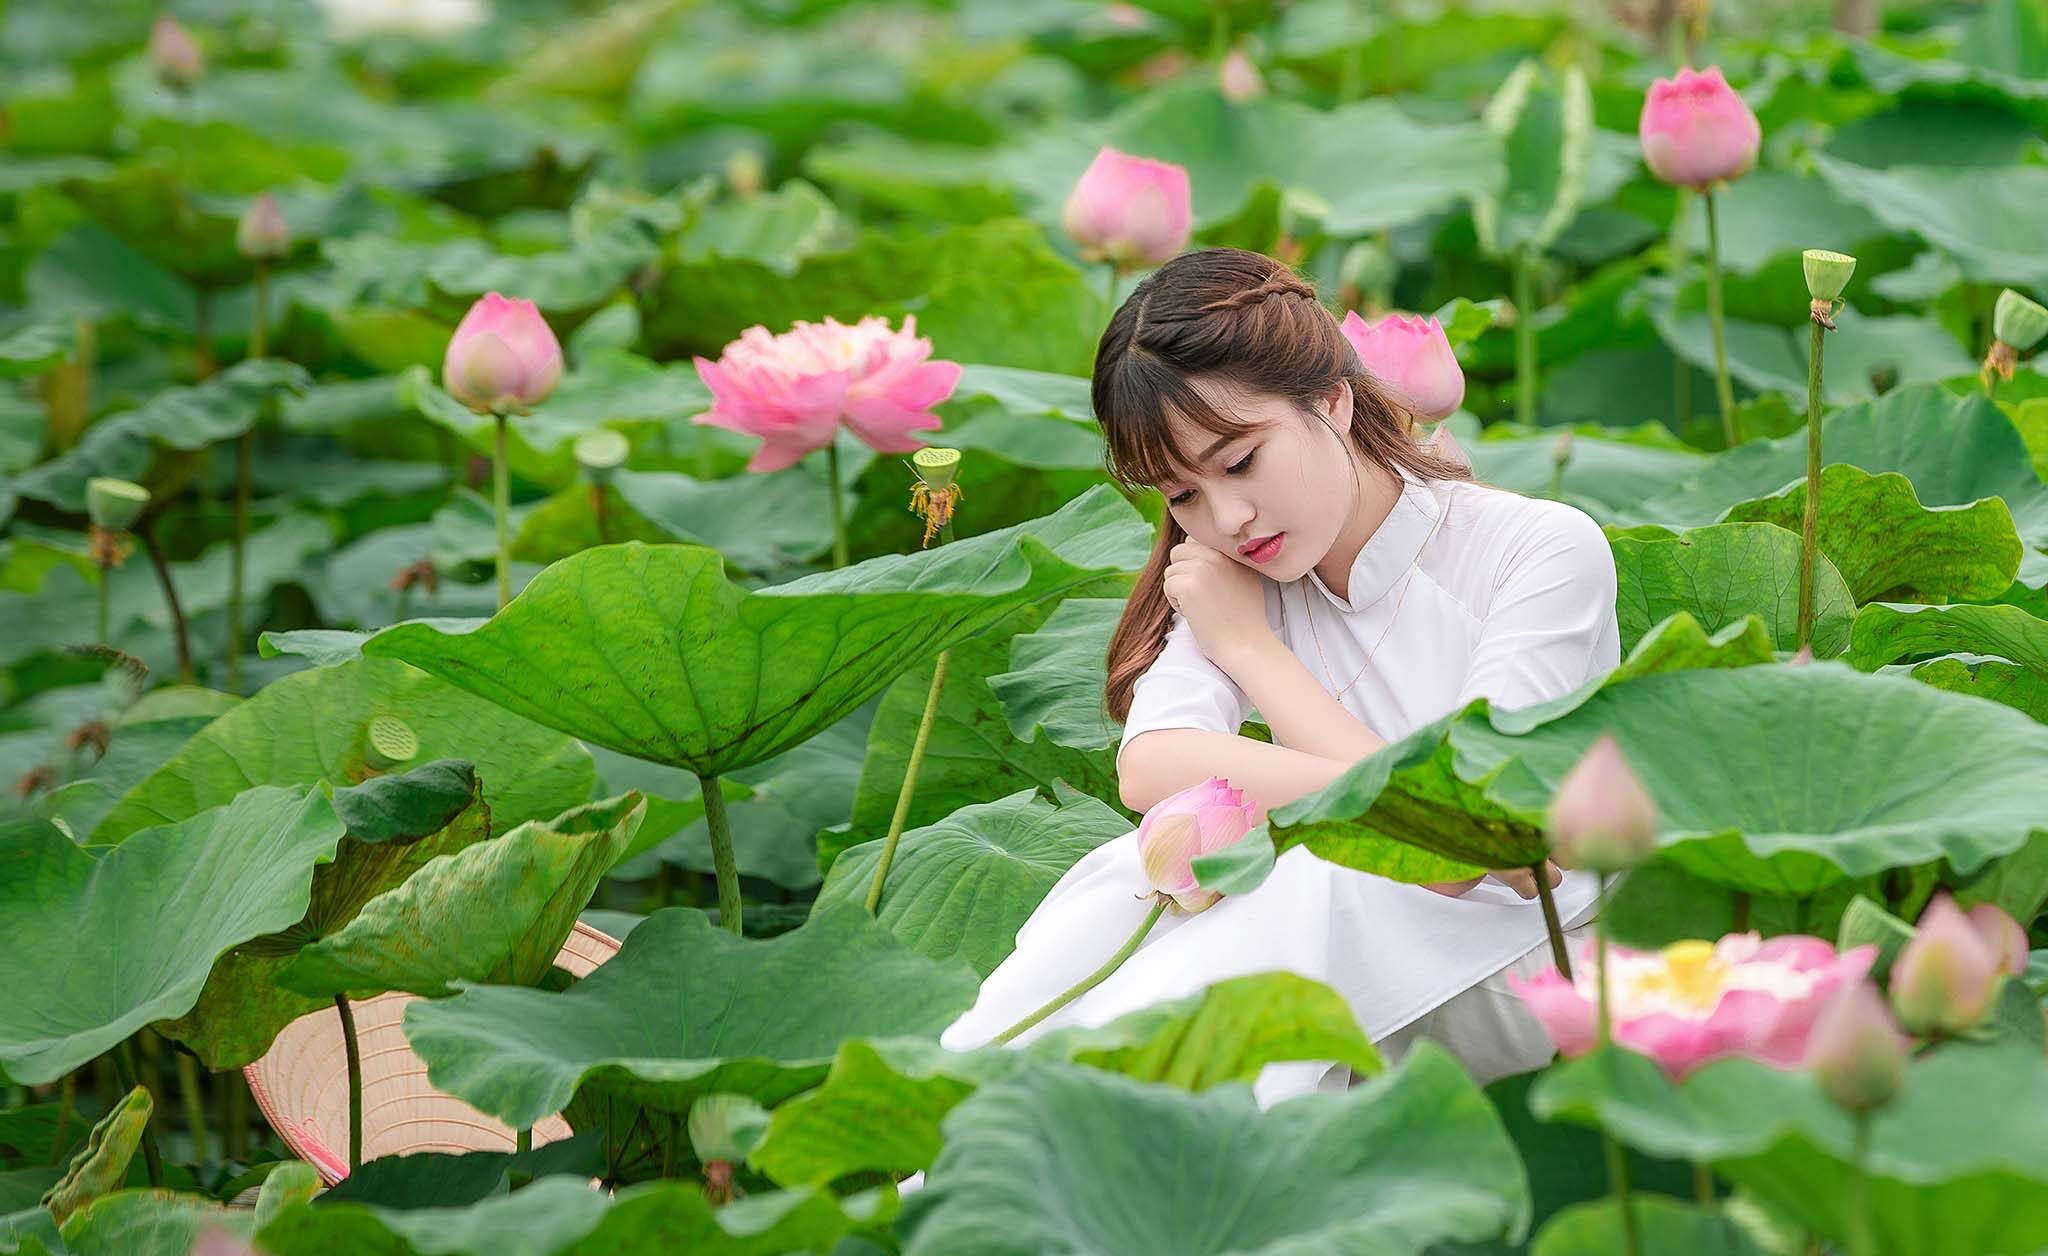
left=245, top=920, right=622, bottom=1183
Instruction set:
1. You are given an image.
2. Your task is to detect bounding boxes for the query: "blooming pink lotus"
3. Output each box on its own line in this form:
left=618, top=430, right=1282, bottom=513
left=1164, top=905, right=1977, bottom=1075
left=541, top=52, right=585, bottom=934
left=1339, top=310, right=1466, bottom=420
left=1638, top=66, right=1761, bottom=189
left=1509, top=933, right=1878, bottom=1079
left=1890, top=893, right=2022, bottom=1034
left=1062, top=146, right=1193, bottom=271
left=442, top=293, right=564, bottom=415
left=692, top=315, right=962, bottom=473
left=1136, top=777, right=1263, bottom=914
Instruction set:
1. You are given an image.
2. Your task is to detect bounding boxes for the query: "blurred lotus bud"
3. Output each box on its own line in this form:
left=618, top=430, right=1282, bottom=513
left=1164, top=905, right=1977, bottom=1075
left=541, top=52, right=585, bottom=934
left=236, top=193, right=290, bottom=262
left=1135, top=777, right=1261, bottom=914
left=149, top=15, right=204, bottom=89
left=1802, top=250, right=1856, bottom=304
left=1965, top=901, right=2030, bottom=977
left=1807, top=980, right=1907, bottom=1114
left=1546, top=732, right=1657, bottom=871
left=1552, top=429, right=1575, bottom=470
left=1219, top=47, right=1264, bottom=102
left=1993, top=289, right=2048, bottom=353
left=1062, top=146, right=1192, bottom=270
left=1638, top=66, right=1760, bottom=189
left=443, top=293, right=564, bottom=415
left=725, top=148, right=765, bottom=199
left=86, top=477, right=150, bottom=532
left=1890, top=892, right=2003, bottom=1035
left=364, top=715, right=418, bottom=771
left=574, top=429, right=629, bottom=486
left=1340, top=309, right=1465, bottom=420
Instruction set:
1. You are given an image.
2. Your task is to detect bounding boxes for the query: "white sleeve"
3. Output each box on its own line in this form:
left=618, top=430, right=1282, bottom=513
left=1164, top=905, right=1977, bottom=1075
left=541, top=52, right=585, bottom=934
left=1454, top=503, right=1620, bottom=712
left=1114, top=610, right=1253, bottom=774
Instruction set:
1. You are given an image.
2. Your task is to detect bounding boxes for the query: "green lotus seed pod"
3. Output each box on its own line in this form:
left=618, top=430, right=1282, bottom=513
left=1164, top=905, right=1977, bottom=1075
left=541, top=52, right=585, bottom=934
left=1802, top=249, right=1856, bottom=303
left=1339, top=241, right=1397, bottom=303
left=85, top=478, right=150, bottom=532
left=911, top=446, right=963, bottom=494
left=1993, top=288, right=2048, bottom=353
left=574, top=429, right=630, bottom=485
left=687, top=1093, right=769, bottom=1164
left=365, top=715, right=418, bottom=770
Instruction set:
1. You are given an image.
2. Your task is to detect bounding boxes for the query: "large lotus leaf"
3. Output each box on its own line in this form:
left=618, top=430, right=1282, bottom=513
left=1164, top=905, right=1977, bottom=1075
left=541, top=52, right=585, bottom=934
left=1609, top=523, right=1856, bottom=655
left=147, top=763, right=493, bottom=1068
left=986, top=597, right=1123, bottom=751
left=1532, top=1197, right=1768, bottom=1256
left=1849, top=0, right=2048, bottom=121
left=812, top=785, right=1129, bottom=977
left=608, top=467, right=838, bottom=573
left=1719, top=466, right=2022, bottom=603
left=0, top=786, right=344, bottom=1084
left=1815, top=155, right=2048, bottom=287
left=1471, top=60, right=1591, bottom=257
left=1679, top=170, right=1892, bottom=277
left=752, top=971, right=1385, bottom=1188
left=0, top=321, right=72, bottom=379
left=1850, top=601, right=2048, bottom=678
left=1893, top=653, right=2048, bottom=723
left=1645, top=295, right=1975, bottom=408
left=402, top=903, right=980, bottom=1130
left=58, top=1190, right=251, bottom=1256
left=423, top=210, right=667, bottom=313
left=24, top=223, right=195, bottom=333
left=896, top=1046, right=1529, bottom=1255
left=38, top=1088, right=148, bottom=1226
left=254, top=1175, right=893, bottom=1256
left=1531, top=1045, right=2048, bottom=1256
left=0, top=1205, right=62, bottom=1255
left=1456, top=662, right=2048, bottom=894
left=282, top=792, right=645, bottom=999
left=363, top=486, right=1150, bottom=777
left=93, top=655, right=593, bottom=845
left=1464, top=427, right=1708, bottom=521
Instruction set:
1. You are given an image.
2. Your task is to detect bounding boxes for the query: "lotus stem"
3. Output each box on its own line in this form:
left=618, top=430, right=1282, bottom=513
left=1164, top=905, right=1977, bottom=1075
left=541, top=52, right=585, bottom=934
left=517, top=1126, right=532, bottom=1154
left=995, top=899, right=1169, bottom=1044
left=824, top=442, right=848, bottom=569
left=662, top=1114, right=680, bottom=1180
left=1595, top=873, right=1641, bottom=1256
left=1694, top=1160, right=1714, bottom=1203
left=193, top=288, right=217, bottom=381
left=1535, top=862, right=1572, bottom=979
left=110, top=1039, right=164, bottom=1188
left=335, top=994, right=363, bottom=1174
left=44, top=317, right=94, bottom=452
left=47, top=1073, right=74, bottom=1165
left=1797, top=319, right=1825, bottom=653
left=224, top=1069, right=247, bottom=1162
left=141, top=522, right=195, bottom=685
left=96, top=558, right=111, bottom=645
left=228, top=265, right=267, bottom=697
left=697, top=772, right=743, bottom=935
left=175, top=1050, right=209, bottom=1164
left=1848, top=1112, right=1874, bottom=1256
left=1668, top=189, right=1694, bottom=432
left=1513, top=248, right=1538, bottom=425
left=591, top=484, right=611, bottom=544
left=865, top=648, right=952, bottom=914
left=494, top=412, right=512, bottom=608
left=1731, top=890, right=1752, bottom=933
left=1703, top=190, right=1738, bottom=447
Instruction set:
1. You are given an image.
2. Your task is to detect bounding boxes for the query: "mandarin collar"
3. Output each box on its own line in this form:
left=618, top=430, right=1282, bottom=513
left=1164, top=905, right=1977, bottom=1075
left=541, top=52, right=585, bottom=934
left=1300, top=468, right=1440, bottom=613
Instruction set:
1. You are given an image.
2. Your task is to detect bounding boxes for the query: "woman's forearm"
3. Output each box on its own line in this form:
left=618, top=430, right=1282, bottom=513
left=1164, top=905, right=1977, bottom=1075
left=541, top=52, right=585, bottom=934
left=1118, top=729, right=1351, bottom=816
left=1213, top=636, right=1387, bottom=763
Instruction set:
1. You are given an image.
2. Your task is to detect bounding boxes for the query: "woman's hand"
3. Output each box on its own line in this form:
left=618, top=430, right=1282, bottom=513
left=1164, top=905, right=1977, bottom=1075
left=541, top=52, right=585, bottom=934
left=1163, top=539, right=1274, bottom=670
left=1423, top=860, right=1564, bottom=899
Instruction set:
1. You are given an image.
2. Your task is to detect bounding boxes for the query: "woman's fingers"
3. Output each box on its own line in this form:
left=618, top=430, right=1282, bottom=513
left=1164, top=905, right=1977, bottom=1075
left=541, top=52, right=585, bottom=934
left=1487, top=861, right=1563, bottom=899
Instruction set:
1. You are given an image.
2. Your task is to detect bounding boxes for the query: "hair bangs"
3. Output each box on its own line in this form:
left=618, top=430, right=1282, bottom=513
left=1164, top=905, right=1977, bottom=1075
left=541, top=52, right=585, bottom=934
left=1100, top=356, right=1257, bottom=492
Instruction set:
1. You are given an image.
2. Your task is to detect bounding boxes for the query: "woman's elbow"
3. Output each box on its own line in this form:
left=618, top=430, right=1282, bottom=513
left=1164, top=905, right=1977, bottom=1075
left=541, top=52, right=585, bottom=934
left=1115, top=738, right=1166, bottom=814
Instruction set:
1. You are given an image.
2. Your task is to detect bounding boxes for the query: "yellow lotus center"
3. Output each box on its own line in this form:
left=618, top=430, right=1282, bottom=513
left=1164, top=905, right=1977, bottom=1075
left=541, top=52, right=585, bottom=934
left=1627, top=940, right=1729, bottom=1014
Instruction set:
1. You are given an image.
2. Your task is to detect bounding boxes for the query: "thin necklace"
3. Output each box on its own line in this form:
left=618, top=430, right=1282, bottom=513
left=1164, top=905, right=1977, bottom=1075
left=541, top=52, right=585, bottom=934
left=1282, top=494, right=1449, bottom=703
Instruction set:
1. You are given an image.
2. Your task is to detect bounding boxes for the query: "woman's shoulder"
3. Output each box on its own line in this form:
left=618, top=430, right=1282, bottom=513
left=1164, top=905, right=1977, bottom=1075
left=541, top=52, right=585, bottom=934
left=1429, top=477, right=1609, bottom=554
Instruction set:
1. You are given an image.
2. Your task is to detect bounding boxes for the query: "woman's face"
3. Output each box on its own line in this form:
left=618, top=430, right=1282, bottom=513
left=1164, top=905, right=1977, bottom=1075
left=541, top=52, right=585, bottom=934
left=1154, top=377, right=1361, bottom=581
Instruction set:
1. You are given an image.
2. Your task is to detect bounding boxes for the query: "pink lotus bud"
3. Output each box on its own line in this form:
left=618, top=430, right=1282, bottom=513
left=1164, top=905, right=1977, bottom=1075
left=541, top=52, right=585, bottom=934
left=1135, top=776, right=1262, bottom=914
left=1966, top=901, right=2030, bottom=977
left=1637, top=66, right=1760, bottom=189
left=442, top=293, right=564, bottom=415
left=1806, top=980, right=1907, bottom=1114
left=693, top=315, right=960, bottom=473
left=1219, top=48, right=1264, bottom=103
left=1547, top=733, right=1658, bottom=872
left=149, top=14, right=205, bottom=89
left=1062, top=146, right=1192, bottom=271
left=1891, top=893, right=2003, bottom=1034
left=1339, top=310, right=1466, bottom=420
left=236, top=193, right=290, bottom=262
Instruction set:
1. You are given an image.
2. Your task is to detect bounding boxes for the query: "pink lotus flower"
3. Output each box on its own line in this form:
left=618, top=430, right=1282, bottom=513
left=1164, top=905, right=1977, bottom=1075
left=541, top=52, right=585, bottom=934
left=149, top=15, right=204, bottom=88
left=1638, top=66, right=1761, bottom=190
left=442, top=293, right=564, bottom=415
left=1890, top=893, right=2015, bottom=1034
left=1219, top=48, right=1264, bottom=103
left=1807, top=980, right=1907, bottom=1113
left=1339, top=310, right=1466, bottom=420
left=1968, top=901, right=2031, bottom=977
left=1062, top=146, right=1193, bottom=271
left=692, top=315, right=961, bottom=474
left=1548, top=733, right=1658, bottom=872
left=236, top=193, right=289, bottom=262
left=1136, top=777, right=1262, bottom=914
left=1509, top=933, right=1878, bottom=1079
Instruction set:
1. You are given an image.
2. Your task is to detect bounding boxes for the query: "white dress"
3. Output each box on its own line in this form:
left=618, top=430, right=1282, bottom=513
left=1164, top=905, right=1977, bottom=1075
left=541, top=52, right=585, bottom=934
left=938, top=466, right=1623, bottom=1103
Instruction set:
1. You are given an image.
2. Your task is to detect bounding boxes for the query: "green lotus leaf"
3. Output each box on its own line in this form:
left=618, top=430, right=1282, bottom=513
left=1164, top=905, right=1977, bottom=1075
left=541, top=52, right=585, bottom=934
left=402, top=904, right=980, bottom=1131
left=59, top=1190, right=250, bottom=1256
left=1679, top=170, right=1891, bottom=278
left=1465, top=427, right=1708, bottom=520
left=38, top=1088, right=148, bottom=1227
left=281, top=792, right=646, bottom=999
left=1531, top=1045, right=2048, bottom=1256
left=1532, top=1196, right=1769, bottom=1256
left=0, top=786, right=344, bottom=1084
left=0, top=321, right=72, bottom=380
left=987, top=597, right=1123, bottom=751
left=944, top=365, right=1094, bottom=423
left=608, top=467, right=839, bottom=573
left=1719, top=466, right=2022, bottom=604
left=94, top=656, right=593, bottom=845
left=364, top=486, right=1149, bottom=778
left=1471, top=60, right=1592, bottom=257
left=0, top=1204, right=62, bottom=1256
left=252, top=1175, right=894, bottom=1256
left=1850, top=601, right=2048, bottom=677
left=1847, top=0, right=2048, bottom=122
left=812, top=785, right=1130, bottom=977
left=1816, top=154, right=2048, bottom=288
left=1609, top=523, right=1856, bottom=655
left=1893, top=653, right=2048, bottom=723
left=25, top=223, right=194, bottom=333
left=423, top=208, right=666, bottom=313
left=896, top=1046, right=1529, bottom=1255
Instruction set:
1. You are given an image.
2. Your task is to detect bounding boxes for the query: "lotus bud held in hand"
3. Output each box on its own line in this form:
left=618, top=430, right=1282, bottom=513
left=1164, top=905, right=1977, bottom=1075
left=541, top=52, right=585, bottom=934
left=1062, top=146, right=1192, bottom=271
left=1219, top=47, right=1264, bottom=102
left=1547, top=733, right=1657, bottom=872
left=235, top=194, right=290, bottom=263
left=1890, top=893, right=2003, bottom=1035
left=1136, top=777, right=1261, bottom=914
left=1986, top=288, right=2048, bottom=384
left=443, top=293, right=564, bottom=415
left=1807, top=980, right=1907, bottom=1114
left=148, top=15, right=204, bottom=89
left=1637, top=66, right=1759, bottom=190
left=1340, top=310, right=1466, bottom=421
left=1509, top=933, right=1877, bottom=1078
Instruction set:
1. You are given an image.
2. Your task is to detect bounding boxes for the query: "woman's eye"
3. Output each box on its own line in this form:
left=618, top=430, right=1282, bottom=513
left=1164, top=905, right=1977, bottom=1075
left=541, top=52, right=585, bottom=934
left=1226, top=450, right=1256, bottom=475
left=1166, top=489, right=1193, bottom=506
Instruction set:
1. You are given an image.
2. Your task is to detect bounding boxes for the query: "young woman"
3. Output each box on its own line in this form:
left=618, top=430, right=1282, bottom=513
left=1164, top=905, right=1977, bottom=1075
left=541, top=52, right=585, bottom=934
left=939, top=247, right=1620, bottom=1105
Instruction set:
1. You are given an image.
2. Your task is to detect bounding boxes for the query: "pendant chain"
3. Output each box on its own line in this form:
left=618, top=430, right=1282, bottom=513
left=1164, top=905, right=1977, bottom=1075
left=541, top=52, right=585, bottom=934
left=1282, top=500, right=1449, bottom=703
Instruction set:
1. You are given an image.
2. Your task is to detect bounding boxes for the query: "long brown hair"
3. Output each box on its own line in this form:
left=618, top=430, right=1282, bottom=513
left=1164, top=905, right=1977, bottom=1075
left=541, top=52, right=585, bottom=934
left=1097, top=246, right=1473, bottom=723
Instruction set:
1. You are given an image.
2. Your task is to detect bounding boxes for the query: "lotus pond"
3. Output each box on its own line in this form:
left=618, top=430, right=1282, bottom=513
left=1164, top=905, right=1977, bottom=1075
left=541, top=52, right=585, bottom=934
left=4, top=0, right=2048, bottom=1253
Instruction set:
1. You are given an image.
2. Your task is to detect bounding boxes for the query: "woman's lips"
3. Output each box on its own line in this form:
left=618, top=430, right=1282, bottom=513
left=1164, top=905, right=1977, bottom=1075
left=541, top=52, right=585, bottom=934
left=1239, top=533, right=1284, bottom=563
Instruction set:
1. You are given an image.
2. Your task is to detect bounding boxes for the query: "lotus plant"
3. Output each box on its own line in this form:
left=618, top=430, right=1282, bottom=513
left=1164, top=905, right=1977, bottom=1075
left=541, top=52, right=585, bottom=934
left=573, top=428, right=628, bottom=545
left=1062, top=146, right=1192, bottom=318
left=85, top=477, right=148, bottom=646
left=148, top=15, right=204, bottom=89
left=691, top=315, right=961, bottom=568
left=442, top=293, right=564, bottom=607
left=1796, top=249, right=1855, bottom=654
left=1889, top=893, right=2024, bottom=1037
left=1640, top=66, right=1761, bottom=446
left=993, top=778, right=1262, bottom=1043
left=1339, top=310, right=1467, bottom=433
left=1808, top=981, right=1908, bottom=1256
left=226, top=193, right=290, bottom=695
left=1984, top=288, right=2048, bottom=398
